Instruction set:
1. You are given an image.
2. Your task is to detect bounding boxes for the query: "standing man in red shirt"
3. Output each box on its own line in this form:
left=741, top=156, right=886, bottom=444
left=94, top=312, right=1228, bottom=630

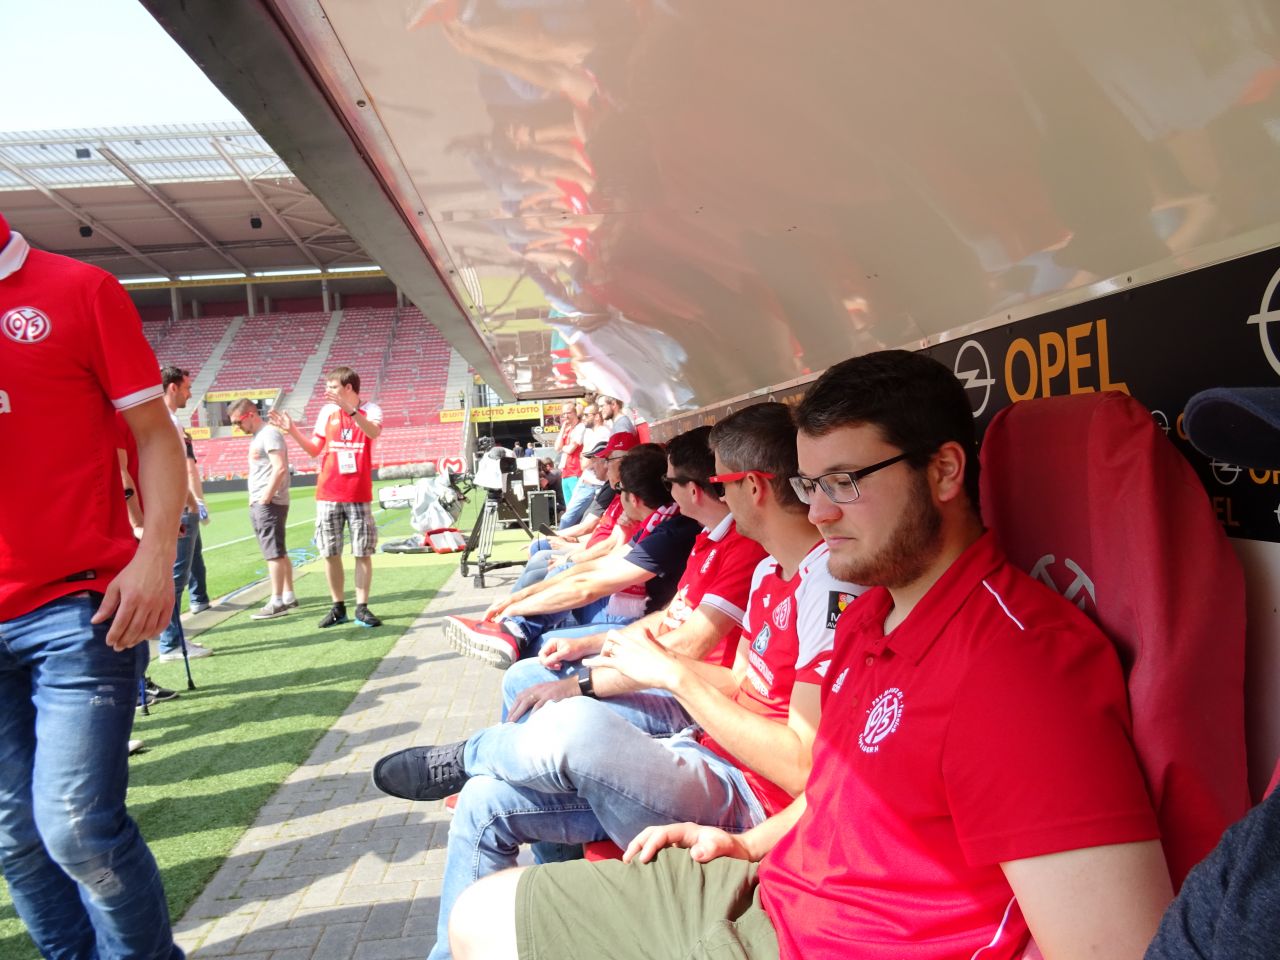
left=271, top=366, right=383, bottom=628
left=449, top=350, right=1174, bottom=960
left=0, top=211, right=186, bottom=958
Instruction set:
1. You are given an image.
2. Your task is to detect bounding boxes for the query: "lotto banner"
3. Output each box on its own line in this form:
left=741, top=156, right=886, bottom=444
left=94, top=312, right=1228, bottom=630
left=440, top=402, right=566, bottom=423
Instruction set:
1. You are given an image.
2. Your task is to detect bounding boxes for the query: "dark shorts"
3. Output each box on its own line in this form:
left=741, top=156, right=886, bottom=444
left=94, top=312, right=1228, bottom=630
left=251, top=503, right=289, bottom=559
left=515, top=849, right=778, bottom=960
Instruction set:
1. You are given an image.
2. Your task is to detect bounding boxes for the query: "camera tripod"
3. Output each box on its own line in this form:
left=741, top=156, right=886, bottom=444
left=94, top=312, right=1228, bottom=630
left=459, top=487, right=534, bottom=587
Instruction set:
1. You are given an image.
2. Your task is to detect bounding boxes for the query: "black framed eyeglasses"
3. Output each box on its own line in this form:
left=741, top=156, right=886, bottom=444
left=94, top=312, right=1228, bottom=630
left=789, top=452, right=913, bottom=504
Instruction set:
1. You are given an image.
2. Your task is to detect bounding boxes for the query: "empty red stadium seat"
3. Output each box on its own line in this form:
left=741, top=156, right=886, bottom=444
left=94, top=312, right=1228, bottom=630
left=980, top=391, right=1250, bottom=889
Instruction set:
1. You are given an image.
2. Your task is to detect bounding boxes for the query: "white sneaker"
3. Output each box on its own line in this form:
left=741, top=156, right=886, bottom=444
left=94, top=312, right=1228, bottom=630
left=158, top=642, right=213, bottom=661
left=189, top=602, right=212, bottom=614
left=251, top=600, right=290, bottom=620
left=128, top=739, right=145, bottom=755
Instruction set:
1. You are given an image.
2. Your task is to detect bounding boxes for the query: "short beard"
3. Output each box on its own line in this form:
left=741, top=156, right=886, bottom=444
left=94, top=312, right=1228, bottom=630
left=828, top=470, right=943, bottom=589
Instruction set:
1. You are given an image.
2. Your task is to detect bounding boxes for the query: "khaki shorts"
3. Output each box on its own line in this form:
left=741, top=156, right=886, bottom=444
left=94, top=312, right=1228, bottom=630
left=515, top=849, right=779, bottom=960
left=314, top=500, right=377, bottom=557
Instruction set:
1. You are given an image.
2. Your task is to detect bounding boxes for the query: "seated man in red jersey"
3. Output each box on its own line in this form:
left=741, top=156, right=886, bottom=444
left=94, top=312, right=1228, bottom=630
left=449, top=349, right=1173, bottom=960
left=496, top=422, right=770, bottom=737
left=371, top=402, right=863, bottom=960
left=444, top=440, right=704, bottom=669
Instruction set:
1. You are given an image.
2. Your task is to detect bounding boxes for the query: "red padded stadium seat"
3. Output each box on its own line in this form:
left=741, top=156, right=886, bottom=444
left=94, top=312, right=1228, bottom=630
left=980, top=392, right=1249, bottom=889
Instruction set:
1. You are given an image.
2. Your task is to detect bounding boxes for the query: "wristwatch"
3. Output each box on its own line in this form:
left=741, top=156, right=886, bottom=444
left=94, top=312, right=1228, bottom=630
left=576, top=669, right=597, bottom=699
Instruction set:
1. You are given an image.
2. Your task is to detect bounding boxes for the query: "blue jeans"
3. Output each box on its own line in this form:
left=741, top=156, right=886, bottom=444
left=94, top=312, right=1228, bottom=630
left=159, top=511, right=198, bottom=655
left=513, top=549, right=564, bottom=592
left=426, top=697, right=765, bottom=960
left=187, top=536, right=208, bottom=607
left=0, top=594, right=182, bottom=960
left=501, top=656, right=694, bottom=735
left=505, top=598, right=634, bottom=661
left=557, top=479, right=599, bottom=529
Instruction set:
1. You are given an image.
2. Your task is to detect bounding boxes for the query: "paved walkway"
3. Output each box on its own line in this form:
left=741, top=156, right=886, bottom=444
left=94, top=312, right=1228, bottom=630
left=172, top=563, right=518, bottom=960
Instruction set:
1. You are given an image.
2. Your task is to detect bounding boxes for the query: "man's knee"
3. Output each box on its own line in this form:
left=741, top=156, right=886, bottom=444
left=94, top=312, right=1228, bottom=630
left=503, top=659, right=559, bottom=704
left=34, top=806, right=137, bottom=895
left=450, top=867, right=524, bottom=960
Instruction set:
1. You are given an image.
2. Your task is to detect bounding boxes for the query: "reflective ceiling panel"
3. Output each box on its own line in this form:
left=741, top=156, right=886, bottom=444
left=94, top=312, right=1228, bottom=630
left=266, top=0, right=1280, bottom=420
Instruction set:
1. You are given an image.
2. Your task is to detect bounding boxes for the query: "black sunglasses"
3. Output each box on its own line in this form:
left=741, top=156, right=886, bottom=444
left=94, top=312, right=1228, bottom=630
left=661, top=474, right=724, bottom=497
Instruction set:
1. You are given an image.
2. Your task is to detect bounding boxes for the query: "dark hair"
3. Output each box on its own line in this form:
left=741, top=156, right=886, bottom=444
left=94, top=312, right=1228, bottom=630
left=709, top=402, right=805, bottom=512
left=327, top=366, right=361, bottom=393
left=793, top=349, right=980, bottom=508
left=160, top=365, right=190, bottom=390
left=665, top=425, right=715, bottom=484
left=619, top=444, right=674, bottom=510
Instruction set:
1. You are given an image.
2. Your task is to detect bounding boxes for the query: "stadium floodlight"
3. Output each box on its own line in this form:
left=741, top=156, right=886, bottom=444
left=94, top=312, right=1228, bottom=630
left=120, top=276, right=171, bottom=285
left=177, top=271, right=247, bottom=281
left=253, top=267, right=322, bottom=277
left=326, top=264, right=381, bottom=273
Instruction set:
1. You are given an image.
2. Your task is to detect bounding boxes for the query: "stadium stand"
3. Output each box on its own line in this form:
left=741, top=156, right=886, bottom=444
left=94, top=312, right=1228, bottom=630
left=212, top=311, right=330, bottom=393
left=377, top=307, right=453, bottom=428
left=151, top=314, right=232, bottom=373
left=300, top=307, right=397, bottom=429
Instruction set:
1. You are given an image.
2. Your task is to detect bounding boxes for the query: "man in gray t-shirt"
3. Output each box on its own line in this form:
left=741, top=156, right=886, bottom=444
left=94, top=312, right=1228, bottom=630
left=230, top=399, right=297, bottom=620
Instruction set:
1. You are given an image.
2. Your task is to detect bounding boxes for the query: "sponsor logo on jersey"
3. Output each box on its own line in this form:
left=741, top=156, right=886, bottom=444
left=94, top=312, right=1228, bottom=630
left=2, top=306, right=51, bottom=344
left=751, top=624, right=771, bottom=656
left=700, top=547, right=718, bottom=574
left=771, top=596, right=793, bottom=630
left=831, top=666, right=849, bottom=694
left=826, top=591, right=856, bottom=629
left=1029, top=555, right=1096, bottom=613
left=859, top=687, right=904, bottom=754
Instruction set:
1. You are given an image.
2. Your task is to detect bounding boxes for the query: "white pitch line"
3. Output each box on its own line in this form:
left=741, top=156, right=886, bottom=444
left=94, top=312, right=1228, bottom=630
left=202, top=506, right=389, bottom=551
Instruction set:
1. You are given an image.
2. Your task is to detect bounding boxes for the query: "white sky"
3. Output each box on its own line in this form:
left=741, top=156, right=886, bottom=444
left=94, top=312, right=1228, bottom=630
left=0, top=0, right=245, bottom=132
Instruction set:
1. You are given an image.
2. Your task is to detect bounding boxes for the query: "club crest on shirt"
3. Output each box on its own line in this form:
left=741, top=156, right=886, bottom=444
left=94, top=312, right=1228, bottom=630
left=2, top=306, right=51, bottom=344
left=751, top=624, right=771, bottom=656
left=858, top=687, right=904, bottom=754
left=826, top=591, right=857, bottom=629
left=771, top=596, right=793, bottom=630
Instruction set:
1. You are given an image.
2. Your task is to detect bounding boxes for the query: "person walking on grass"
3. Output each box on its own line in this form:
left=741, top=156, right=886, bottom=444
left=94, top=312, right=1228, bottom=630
left=270, top=366, right=383, bottom=628
left=230, top=399, right=297, bottom=619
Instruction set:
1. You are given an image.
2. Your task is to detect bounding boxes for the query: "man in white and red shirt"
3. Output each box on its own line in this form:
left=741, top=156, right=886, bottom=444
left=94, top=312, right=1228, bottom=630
left=0, top=211, right=186, bottom=959
left=498, top=424, right=769, bottom=737
left=456, top=351, right=1172, bottom=960
left=374, top=402, right=861, bottom=960
left=272, top=366, right=383, bottom=628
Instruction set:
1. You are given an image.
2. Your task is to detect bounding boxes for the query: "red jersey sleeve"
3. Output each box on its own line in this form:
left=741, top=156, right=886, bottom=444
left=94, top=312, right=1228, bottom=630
left=943, top=626, right=1160, bottom=866
left=698, top=534, right=767, bottom=626
left=88, top=274, right=162, bottom=410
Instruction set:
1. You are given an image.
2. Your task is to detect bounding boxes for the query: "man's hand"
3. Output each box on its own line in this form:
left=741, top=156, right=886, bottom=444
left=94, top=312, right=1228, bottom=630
left=324, top=387, right=355, bottom=414
left=539, top=632, right=605, bottom=670
left=506, top=676, right=579, bottom=722
left=268, top=409, right=294, bottom=433
left=91, top=549, right=175, bottom=651
left=624, top=823, right=751, bottom=865
left=483, top=595, right=513, bottom=621
left=583, top=627, right=682, bottom=691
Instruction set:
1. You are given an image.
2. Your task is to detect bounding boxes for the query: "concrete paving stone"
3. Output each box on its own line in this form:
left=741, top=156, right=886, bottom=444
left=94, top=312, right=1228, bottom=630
left=381, top=862, right=441, bottom=884
left=204, top=912, right=258, bottom=944
left=336, top=881, right=416, bottom=905
left=368, top=823, right=433, bottom=843
left=299, top=874, right=349, bottom=909
left=311, top=922, right=365, bottom=960
left=323, top=837, right=398, bottom=860
left=251, top=892, right=306, bottom=927
left=235, top=925, right=323, bottom=954
left=249, top=849, right=298, bottom=880
left=401, top=913, right=437, bottom=937
left=360, top=900, right=410, bottom=941
left=282, top=856, right=347, bottom=879
left=235, top=878, right=308, bottom=902
left=352, top=936, right=433, bottom=960
left=288, top=905, right=373, bottom=929
left=266, top=948, right=316, bottom=960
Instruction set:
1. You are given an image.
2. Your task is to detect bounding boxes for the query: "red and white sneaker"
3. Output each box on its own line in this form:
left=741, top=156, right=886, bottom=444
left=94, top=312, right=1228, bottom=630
left=443, top=793, right=459, bottom=815
left=442, top=616, right=522, bottom=669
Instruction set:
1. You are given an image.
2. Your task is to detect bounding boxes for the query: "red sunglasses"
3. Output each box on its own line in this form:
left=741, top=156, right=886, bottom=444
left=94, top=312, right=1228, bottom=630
left=706, top=470, right=776, bottom=484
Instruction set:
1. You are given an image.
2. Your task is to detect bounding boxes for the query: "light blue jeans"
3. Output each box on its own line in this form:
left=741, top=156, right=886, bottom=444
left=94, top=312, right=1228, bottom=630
left=0, top=593, right=182, bottom=960
left=557, top=478, right=599, bottom=529
left=426, top=697, right=765, bottom=960
left=159, top=510, right=199, bottom=655
left=501, top=655, right=694, bottom=736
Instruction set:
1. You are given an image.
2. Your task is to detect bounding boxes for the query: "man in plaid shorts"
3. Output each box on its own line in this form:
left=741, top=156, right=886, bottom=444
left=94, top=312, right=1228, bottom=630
left=271, top=366, right=383, bottom=628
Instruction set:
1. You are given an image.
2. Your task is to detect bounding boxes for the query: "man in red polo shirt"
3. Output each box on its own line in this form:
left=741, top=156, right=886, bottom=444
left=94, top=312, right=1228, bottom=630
left=0, top=211, right=186, bottom=958
left=449, top=350, right=1173, bottom=960
left=271, top=366, right=383, bottom=628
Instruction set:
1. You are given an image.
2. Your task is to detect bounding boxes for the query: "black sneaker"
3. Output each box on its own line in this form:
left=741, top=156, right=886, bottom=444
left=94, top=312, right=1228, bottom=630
left=319, top=603, right=349, bottom=628
left=354, top=605, right=382, bottom=628
left=145, top=677, right=178, bottom=702
left=372, top=741, right=469, bottom=801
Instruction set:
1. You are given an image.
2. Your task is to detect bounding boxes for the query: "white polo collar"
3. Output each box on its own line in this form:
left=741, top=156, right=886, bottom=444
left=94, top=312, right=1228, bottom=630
left=0, top=230, right=31, bottom=280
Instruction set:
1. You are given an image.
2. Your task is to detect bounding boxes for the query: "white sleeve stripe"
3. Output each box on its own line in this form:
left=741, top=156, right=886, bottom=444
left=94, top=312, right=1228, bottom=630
left=698, top=594, right=746, bottom=624
left=112, top=384, right=163, bottom=411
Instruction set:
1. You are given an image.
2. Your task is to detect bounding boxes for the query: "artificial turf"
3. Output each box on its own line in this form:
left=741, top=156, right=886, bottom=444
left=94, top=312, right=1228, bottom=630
left=0, top=491, right=518, bottom=959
